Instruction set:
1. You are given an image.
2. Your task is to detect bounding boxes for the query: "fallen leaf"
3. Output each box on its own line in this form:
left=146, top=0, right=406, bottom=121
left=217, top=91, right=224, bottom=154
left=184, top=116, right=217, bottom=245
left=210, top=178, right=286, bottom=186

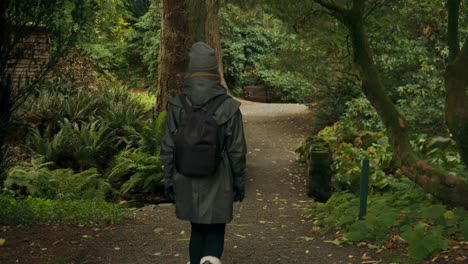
left=0, top=238, right=5, bottom=246
left=296, top=236, right=314, bottom=241
left=234, top=233, right=246, bottom=238
left=361, top=253, right=371, bottom=260
left=323, top=239, right=342, bottom=246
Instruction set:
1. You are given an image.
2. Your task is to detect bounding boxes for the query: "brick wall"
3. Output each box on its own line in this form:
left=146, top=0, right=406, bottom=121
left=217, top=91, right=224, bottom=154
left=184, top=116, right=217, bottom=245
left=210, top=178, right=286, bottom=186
left=6, top=28, right=50, bottom=88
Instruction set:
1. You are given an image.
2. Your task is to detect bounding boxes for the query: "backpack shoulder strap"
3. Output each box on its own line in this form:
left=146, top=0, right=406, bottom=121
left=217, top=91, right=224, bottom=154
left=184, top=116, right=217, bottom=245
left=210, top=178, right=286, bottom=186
left=206, top=94, right=230, bottom=116
left=179, top=94, right=193, bottom=113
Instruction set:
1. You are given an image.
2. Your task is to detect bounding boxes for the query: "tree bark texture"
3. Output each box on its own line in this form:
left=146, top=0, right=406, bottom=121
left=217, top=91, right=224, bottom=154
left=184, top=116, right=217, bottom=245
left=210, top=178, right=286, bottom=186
left=314, top=0, right=468, bottom=208
left=445, top=0, right=468, bottom=167
left=156, top=0, right=191, bottom=112
left=156, top=0, right=227, bottom=112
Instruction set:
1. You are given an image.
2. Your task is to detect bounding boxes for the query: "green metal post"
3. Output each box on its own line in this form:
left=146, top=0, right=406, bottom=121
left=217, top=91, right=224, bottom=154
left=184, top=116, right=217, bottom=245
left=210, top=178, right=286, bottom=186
left=359, top=158, right=369, bottom=220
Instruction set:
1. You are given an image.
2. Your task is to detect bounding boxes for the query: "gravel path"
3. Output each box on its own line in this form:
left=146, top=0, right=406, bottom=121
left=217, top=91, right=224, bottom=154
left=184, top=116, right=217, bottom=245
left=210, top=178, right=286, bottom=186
left=0, top=102, right=369, bottom=264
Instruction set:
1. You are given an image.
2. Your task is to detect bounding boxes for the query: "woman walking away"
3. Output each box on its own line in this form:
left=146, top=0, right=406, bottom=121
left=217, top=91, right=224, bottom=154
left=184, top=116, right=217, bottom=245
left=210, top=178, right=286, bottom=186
left=160, top=41, right=247, bottom=264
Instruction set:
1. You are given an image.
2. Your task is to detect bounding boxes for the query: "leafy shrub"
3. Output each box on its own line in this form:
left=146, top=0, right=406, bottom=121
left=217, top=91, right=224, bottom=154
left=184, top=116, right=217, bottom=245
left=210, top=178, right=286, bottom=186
left=0, top=194, right=124, bottom=225
left=126, top=0, right=161, bottom=82
left=27, top=119, right=115, bottom=171
left=309, top=187, right=467, bottom=260
left=413, top=134, right=467, bottom=178
left=106, top=149, right=164, bottom=198
left=5, top=158, right=111, bottom=200
left=307, top=117, right=468, bottom=261
left=315, top=123, right=395, bottom=192
left=259, top=69, right=314, bottom=103
left=338, top=97, right=384, bottom=141
left=312, top=83, right=361, bottom=127
left=120, top=111, right=166, bottom=155
left=220, top=4, right=278, bottom=93
left=99, top=87, right=149, bottom=132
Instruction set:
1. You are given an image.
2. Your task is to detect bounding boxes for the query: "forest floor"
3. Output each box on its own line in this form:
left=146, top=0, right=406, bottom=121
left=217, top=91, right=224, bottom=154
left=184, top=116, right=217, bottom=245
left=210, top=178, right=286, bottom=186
left=1, top=102, right=424, bottom=264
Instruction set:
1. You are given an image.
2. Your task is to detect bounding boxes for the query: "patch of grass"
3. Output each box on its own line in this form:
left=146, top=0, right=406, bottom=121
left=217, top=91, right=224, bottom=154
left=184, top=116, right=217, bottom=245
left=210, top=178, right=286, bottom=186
left=0, top=194, right=126, bottom=226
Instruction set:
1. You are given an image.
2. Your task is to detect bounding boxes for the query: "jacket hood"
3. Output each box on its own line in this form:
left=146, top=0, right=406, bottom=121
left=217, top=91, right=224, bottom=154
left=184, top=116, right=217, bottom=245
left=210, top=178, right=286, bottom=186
left=182, top=78, right=226, bottom=107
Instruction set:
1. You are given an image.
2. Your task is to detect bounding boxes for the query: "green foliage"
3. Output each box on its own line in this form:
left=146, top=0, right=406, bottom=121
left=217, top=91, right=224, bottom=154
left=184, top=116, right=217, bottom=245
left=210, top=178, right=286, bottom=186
left=339, top=97, right=384, bottom=136
left=5, top=158, right=111, bottom=200
left=130, top=91, right=157, bottom=111
left=312, top=83, right=361, bottom=127
left=121, top=111, right=166, bottom=155
left=413, top=134, right=467, bottom=177
left=220, top=4, right=279, bottom=94
left=99, top=88, right=149, bottom=134
left=309, top=189, right=467, bottom=260
left=27, top=119, right=115, bottom=171
left=220, top=4, right=316, bottom=102
left=0, top=194, right=124, bottom=225
left=126, top=0, right=161, bottom=81
left=259, top=70, right=313, bottom=103
left=400, top=223, right=448, bottom=260
left=13, top=82, right=164, bottom=202
left=316, top=123, right=395, bottom=192
left=106, top=149, right=164, bottom=196
left=308, top=112, right=468, bottom=260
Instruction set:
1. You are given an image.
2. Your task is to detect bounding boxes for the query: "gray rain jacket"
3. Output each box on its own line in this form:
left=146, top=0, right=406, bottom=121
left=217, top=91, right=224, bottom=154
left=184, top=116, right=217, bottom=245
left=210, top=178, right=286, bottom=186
left=160, top=78, right=247, bottom=224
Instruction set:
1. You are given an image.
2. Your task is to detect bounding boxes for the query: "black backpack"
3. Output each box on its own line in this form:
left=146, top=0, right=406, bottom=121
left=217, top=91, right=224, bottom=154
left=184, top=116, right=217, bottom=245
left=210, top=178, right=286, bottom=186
left=174, top=94, right=229, bottom=178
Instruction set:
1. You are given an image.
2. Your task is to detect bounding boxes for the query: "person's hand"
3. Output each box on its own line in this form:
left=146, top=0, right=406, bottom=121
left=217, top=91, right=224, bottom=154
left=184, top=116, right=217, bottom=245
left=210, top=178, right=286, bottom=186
left=165, top=185, right=175, bottom=203
left=233, top=185, right=245, bottom=202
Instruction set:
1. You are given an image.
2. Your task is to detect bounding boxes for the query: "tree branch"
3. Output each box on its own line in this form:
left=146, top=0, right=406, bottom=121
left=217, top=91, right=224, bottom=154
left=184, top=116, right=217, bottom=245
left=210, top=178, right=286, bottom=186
left=314, top=0, right=348, bottom=21
left=364, top=0, right=386, bottom=20
left=447, top=0, right=461, bottom=62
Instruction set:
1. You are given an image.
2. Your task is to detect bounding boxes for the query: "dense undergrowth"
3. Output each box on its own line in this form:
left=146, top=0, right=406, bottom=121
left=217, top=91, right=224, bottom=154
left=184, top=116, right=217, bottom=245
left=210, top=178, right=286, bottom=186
left=0, top=80, right=164, bottom=225
left=301, top=121, right=468, bottom=260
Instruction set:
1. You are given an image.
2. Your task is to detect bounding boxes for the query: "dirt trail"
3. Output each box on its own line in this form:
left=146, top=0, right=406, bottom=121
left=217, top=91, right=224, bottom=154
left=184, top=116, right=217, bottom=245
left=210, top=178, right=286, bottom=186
left=1, top=102, right=368, bottom=264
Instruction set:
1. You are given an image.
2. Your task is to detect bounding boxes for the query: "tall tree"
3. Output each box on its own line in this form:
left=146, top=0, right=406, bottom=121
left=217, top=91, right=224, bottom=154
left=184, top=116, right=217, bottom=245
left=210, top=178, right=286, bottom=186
left=156, top=0, right=227, bottom=112
left=156, top=0, right=190, bottom=113
left=309, top=0, right=468, bottom=208
left=445, top=0, right=468, bottom=167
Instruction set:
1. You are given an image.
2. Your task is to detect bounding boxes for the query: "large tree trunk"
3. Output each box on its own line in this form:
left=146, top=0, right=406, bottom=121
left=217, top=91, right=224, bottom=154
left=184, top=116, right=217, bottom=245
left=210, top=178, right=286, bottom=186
left=445, top=0, right=468, bottom=167
left=156, top=0, right=190, bottom=112
left=203, top=0, right=228, bottom=89
left=156, top=0, right=227, bottom=112
left=315, top=0, right=468, bottom=208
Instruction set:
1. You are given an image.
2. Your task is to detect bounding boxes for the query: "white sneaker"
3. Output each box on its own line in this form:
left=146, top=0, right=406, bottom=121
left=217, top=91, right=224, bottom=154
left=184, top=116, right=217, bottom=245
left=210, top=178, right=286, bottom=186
left=200, top=256, right=221, bottom=264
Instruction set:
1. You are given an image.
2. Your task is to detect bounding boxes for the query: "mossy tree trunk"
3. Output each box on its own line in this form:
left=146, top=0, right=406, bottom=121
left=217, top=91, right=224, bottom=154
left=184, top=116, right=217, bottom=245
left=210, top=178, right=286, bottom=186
left=314, top=0, right=468, bottom=208
left=445, top=0, right=468, bottom=167
left=156, top=0, right=227, bottom=112
left=156, top=0, right=190, bottom=112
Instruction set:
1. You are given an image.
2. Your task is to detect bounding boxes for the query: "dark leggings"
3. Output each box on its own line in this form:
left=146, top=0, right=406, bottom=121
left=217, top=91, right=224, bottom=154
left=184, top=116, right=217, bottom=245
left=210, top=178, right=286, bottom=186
left=189, top=223, right=226, bottom=264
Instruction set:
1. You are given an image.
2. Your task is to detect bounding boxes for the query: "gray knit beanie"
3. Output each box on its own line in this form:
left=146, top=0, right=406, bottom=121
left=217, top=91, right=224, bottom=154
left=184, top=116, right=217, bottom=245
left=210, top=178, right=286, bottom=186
left=188, top=41, right=218, bottom=73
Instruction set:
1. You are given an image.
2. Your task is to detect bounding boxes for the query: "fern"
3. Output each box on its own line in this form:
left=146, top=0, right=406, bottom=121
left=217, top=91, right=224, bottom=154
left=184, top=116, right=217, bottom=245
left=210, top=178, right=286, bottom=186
left=5, top=158, right=72, bottom=199
left=57, top=168, right=112, bottom=200
left=106, top=149, right=163, bottom=195
left=6, top=158, right=111, bottom=201
left=28, top=119, right=116, bottom=171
